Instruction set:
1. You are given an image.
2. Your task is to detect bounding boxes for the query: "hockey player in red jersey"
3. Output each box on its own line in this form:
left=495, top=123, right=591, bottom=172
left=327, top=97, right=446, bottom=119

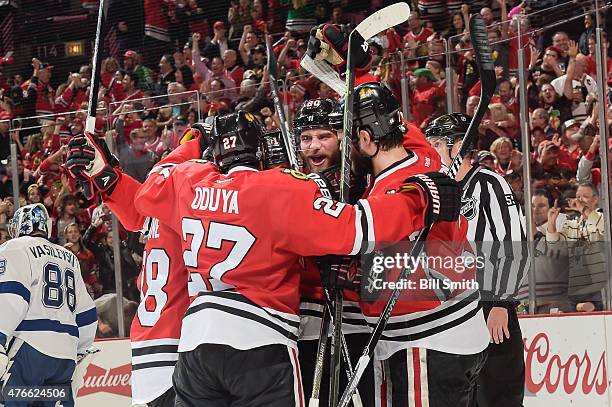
left=329, top=82, right=489, bottom=407
left=293, top=99, right=377, bottom=406
left=133, top=110, right=463, bottom=406
left=66, top=126, right=215, bottom=407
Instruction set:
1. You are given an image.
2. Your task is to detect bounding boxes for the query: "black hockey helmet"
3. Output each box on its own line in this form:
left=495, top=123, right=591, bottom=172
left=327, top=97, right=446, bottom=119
left=262, top=128, right=289, bottom=169
left=424, top=113, right=471, bottom=149
left=329, top=82, right=405, bottom=143
left=293, top=98, right=337, bottom=135
left=208, top=110, right=264, bottom=171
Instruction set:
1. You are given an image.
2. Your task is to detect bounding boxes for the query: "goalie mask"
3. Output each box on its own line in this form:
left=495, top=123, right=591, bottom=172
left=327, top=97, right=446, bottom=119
left=329, top=82, right=405, bottom=144
left=262, top=129, right=289, bottom=169
left=8, top=203, right=52, bottom=239
left=208, top=111, right=264, bottom=171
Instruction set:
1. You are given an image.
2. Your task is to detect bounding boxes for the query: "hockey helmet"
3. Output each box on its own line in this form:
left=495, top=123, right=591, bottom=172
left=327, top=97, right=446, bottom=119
left=293, top=99, right=337, bottom=135
left=424, top=113, right=471, bottom=149
left=262, top=129, right=289, bottom=169
left=8, top=203, right=52, bottom=239
left=208, top=110, right=264, bottom=171
left=329, top=82, right=405, bottom=143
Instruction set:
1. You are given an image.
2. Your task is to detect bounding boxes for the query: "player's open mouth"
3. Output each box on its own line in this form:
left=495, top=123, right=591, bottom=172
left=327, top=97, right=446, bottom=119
left=309, top=155, right=327, bottom=167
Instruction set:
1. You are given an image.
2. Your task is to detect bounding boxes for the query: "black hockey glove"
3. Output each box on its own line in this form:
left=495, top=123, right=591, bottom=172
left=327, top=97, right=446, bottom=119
left=179, top=122, right=211, bottom=159
left=66, top=133, right=120, bottom=200
left=307, top=24, right=371, bottom=71
left=317, top=254, right=362, bottom=292
left=401, top=172, right=462, bottom=225
left=317, top=164, right=366, bottom=204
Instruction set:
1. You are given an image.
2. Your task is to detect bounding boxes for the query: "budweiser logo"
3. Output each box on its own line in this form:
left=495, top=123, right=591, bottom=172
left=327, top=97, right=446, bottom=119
left=78, top=363, right=132, bottom=398
left=524, top=332, right=607, bottom=396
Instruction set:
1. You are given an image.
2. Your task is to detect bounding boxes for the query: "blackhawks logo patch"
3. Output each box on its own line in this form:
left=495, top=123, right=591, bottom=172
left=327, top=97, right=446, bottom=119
left=281, top=168, right=309, bottom=181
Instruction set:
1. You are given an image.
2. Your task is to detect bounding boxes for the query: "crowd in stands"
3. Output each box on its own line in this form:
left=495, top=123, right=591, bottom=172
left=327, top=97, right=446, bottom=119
left=0, top=0, right=610, bottom=334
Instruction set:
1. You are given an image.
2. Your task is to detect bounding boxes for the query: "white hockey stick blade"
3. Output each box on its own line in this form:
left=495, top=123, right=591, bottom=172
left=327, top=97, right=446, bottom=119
left=355, top=2, right=410, bottom=39
left=300, top=55, right=346, bottom=96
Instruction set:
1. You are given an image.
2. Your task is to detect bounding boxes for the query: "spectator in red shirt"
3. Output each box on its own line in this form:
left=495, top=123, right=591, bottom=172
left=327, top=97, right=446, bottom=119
left=22, top=59, right=55, bottom=117
left=585, top=33, right=611, bottom=82
left=56, top=73, right=88, bottom=113
left=403, top=12, right=434, bottom=57
left=64, top=222, right=100, bottom=297
left=557, top=119, right=582, bottom=174
left=410, top=68, right=444, bottom=129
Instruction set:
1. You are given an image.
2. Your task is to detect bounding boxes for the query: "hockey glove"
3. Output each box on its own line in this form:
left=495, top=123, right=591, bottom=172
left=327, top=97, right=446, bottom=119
left=179, top=122, right=211, bottom=159
left=401, top=172, right=462, bottom=225
left=307, top=24, right=371, bottom=71
left=317, top=164, right=366, bottom=204
left=66, top=133, right=120, bottom=200
left=317, top=255, right=362, bottom=291
left=0, top=344, right=8, bottom=377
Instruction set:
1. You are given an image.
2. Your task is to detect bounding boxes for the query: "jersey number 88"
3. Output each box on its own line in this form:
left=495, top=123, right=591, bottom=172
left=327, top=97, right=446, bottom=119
left=42, top=263, right=76, bottom=312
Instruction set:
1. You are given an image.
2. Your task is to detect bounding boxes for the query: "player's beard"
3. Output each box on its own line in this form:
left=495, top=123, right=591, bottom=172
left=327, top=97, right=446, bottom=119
left=352, top=146, right=373, bottom=181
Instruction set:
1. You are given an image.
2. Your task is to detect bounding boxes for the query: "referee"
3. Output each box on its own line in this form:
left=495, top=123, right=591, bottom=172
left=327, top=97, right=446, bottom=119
left=426, top=113, right=529, bottom=407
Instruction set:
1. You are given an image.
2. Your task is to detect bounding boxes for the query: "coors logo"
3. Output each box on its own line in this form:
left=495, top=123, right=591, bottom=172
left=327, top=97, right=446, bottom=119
left=524, top=332, right=607, bottom=396
left=78, top=363, right=132, bottom=398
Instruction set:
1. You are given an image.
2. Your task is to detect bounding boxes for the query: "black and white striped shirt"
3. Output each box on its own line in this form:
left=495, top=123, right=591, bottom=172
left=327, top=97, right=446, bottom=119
left=460, top=166, right=530, bottom=302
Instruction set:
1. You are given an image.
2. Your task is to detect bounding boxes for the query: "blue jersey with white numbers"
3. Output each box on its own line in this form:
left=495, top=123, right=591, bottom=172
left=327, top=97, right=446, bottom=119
left=0, top=236, right=96, bottom=360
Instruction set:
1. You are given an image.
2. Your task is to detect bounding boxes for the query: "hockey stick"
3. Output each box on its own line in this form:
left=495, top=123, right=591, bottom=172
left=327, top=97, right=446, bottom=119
left=266, top=36, right=299, bottom=170
left=329, top=4, right=413, bottom=405
left=300, top=2, right=411, bottom=98
left=336, top=14, right=495, bottom=407
left=309, top=289, right=364, bottom=407
left=85, top=0, right=109, bottom=134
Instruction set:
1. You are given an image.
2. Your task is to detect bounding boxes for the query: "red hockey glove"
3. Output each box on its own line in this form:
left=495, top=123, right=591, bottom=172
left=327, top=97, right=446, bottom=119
left=400, top=172, right=462, bottom=225
left=66, top=133, right=120, bottom=200
left=307, top=24, right=372, bottom=71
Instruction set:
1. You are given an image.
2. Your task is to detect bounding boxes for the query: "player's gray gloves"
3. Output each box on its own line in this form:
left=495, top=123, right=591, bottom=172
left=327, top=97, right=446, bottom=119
left=0, top=344, right=9, bottom=377
left=66, top=132, right=120, bottom=200
left=401, top=172, right=462, bottom=225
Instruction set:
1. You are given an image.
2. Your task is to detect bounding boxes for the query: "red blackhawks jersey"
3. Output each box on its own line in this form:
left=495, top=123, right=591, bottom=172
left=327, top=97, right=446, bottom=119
left=134, top=163, right=432, bottom=352
left=298, top=120, right=444, bottom=340
left=104, top=139, right=210, bottom=404
left=360, top=120, right=489, bottom=360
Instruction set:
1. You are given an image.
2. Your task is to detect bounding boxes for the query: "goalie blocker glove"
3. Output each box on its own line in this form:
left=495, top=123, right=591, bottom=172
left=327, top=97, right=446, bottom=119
left=66, top=133, right=120, bottom=200
left=401, top=172, right=462, bottom=225
left=307, top=24, right=371, bottom=72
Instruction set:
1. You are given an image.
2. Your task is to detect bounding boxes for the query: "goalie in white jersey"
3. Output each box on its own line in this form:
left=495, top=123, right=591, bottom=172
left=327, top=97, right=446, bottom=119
left=0, top=203, right=97, bottom=407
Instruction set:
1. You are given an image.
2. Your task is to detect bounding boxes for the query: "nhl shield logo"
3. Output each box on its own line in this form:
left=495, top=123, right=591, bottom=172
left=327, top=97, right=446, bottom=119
left=461, top=197, right=478, bottom=220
